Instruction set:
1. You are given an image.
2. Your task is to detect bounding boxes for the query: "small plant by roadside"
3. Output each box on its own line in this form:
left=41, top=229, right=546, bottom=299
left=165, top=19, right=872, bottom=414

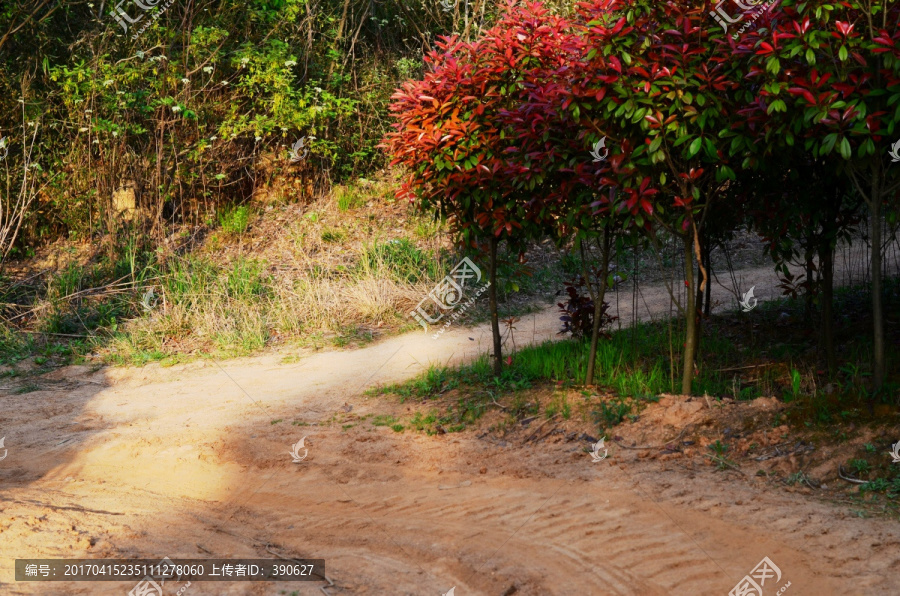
left=219, top=205, right=252, bottom=235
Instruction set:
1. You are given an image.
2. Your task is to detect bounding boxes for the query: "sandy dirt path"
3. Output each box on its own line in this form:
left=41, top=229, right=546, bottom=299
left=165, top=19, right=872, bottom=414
left=1, top=247, right=899, bottom=595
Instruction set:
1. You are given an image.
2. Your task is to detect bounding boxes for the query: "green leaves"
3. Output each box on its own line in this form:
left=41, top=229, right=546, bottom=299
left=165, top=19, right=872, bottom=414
left=767, top=99, right=787, bottom=114
left=838, top=136, right=852, bottom=160
left=687, top=137, right=702, bottom=158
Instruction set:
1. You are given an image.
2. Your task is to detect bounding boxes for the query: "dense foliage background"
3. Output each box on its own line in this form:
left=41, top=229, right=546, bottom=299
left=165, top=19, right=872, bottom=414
left=0, top=0, right=518, bottom=253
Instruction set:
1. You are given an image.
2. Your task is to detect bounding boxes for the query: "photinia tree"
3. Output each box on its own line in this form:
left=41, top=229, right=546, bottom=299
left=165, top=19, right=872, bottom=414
left=573, top=0, right=743, bottom=394
left=382, top=2, right=585, bottom=375
left=497, top=5, right=637, bottom=386
left=733, top=0, right=900, bottom=392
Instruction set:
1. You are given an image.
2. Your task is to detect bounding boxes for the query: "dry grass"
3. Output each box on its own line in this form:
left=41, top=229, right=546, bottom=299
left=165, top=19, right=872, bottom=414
left=94, top=175, right=452, bottom=362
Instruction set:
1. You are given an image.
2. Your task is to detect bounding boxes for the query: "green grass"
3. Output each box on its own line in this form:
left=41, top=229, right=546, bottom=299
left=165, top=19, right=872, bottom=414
left=376, top=316, right=741, bottom=405
left=371, top=414, right=398, bottom=427
left=320, top=228, right=346, bottom=243
left=357, top=239, right=446, bottom=284
left=218, top=205, right=251, bottom=235
left=376, top=273, right=900, bottom=435
left=335, top=185, right=367, bottom=211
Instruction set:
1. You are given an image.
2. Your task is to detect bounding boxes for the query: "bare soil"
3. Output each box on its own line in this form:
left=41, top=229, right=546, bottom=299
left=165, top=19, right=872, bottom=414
left=1, top=245, right=899, bottom=595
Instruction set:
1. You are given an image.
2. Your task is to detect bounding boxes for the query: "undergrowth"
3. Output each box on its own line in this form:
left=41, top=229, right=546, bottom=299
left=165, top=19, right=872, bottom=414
left=375, top=276, right=899, bottom=436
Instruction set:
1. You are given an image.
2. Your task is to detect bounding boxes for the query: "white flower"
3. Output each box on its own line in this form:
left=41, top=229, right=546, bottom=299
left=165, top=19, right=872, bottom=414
left=103, top=79, right=114, bottom=86
left=240, top=57, right=250, bottom=65
left=210, top=136, right=217, bottom=141
left=254, top=136, right=262, bottom=142
left=181, top=78, right=190, bottom=84
left=313, top=87, right=323, bottom=93
left=92, top=139, right=99, bottom=144
left=85, top=109, right=92, bottom=114
left=172, top=105, right=182, bottom=113
left=27, top=121, right=35, bottom=127
left=112, top=131, right=118, bottom=137
left=202, top=66, right=213, bottom=74
left=284, top=60, right=297, bottom=67
left=220, top=80, right=229, bottom=85
left=79, top=127, right=89, bottom=132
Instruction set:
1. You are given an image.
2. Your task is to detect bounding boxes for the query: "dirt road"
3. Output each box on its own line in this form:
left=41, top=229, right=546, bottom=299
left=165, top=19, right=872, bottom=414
left=1, top=249, right=899, bottom=595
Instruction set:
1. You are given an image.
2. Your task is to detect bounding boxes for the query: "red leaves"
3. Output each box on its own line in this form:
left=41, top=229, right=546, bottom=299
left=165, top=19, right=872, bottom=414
left=384, top=0, right=594, bottom=242
left=787, top=86, right=817, bottom=106
left=873, top=30, right=896, bottom=48
left=833, top=21, right=855, bottom=39
left=792, top=17, right=811, bottom=36
left=608, top=55, right=622, bottom=73
left=756, top=41, right=776, bottom=56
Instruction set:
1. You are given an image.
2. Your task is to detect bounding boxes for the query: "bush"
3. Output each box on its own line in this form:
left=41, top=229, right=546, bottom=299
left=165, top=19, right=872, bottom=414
left=557, top=274, right=616, bottom=339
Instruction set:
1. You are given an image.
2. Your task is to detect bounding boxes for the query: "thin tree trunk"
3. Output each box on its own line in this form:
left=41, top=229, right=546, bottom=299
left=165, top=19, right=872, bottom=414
left=704, top=241, right=712, bottom=316
left=489, top=236, right=502, bottom=377
left=682, top=234, right=697, bottom=395
left=329, top=0, right=351, bottom=76
left=804, top=248, right=814, bottom=325
left=694, top=248, right=703, bottom=350
left=585, top=229, right=612, bottom=386
left=820, top=239, right=836, bottom=374
left=870, top=165, right=884, bottom=392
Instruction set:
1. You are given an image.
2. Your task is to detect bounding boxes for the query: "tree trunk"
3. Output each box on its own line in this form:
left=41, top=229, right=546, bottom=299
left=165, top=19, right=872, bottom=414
left=694, top=239, right=705, bottom=351
left=819, top=239, right=836, bottom=375
left=682, top=234, right=697, bottom=395
left=586, top=229, right=612, bottom=386
left=870, top=165, right=884, bottom=392
left=695, top=261, right=704, bottom=321
left=804, top=249, right=814, bottom=325
left=691, top=230, right=707, bottom=374
left=704, top=243, right=712, bottom=317
left=489, top=236, right=503, bottom=377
